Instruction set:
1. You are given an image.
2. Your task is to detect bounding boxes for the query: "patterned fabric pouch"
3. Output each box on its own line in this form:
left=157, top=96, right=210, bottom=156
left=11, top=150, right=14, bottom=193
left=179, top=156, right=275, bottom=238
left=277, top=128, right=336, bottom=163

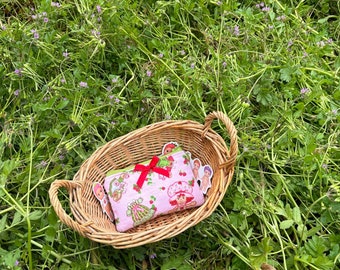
left=101, top=142, right=211, bottom=232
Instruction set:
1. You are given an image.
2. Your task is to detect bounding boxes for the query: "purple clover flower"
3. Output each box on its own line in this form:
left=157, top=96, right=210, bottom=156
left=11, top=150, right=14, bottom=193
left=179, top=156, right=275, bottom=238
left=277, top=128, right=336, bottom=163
left=277, top=15, right=286, bottom=21
left=91, top=30, right=100, bottom=37
left=63, top=51, right=69, bottom=58
left=115, top=98, right=120, bottom=103
left=96, top=5, right=102, bottom=13
left=316, top=41, right=325, bottom=47
left=146, top=70, right=152, bottom=77
left=180, top=50, right=186, bottom=55
left=31, top=29, right=39, bottom=39
left=43, top=17, right=49, bottom=23
left=51, top=2, right=61, bottom=7
left=61, top=78, right=66, bottom=83
left=158, top=53, right=164, bottom=58
left=233, top=25, right=240, bottom=36
left=222, top=61, right=227, bottom=68
left=256, top=3, right=270, bottom=12
left=1, top=25, right=6, bottom=30
left=40, top=160, right=47, bottom=167
left=14, top=68, right=23, bottom=76
left=190, top=63, right=195, bottom=69
left=300, top=87, right=309, bottom=95
left=112, top=77, right=118, bottom=83
left=256, top=2, right=265, bottom=8
left=14, top=89, right=20, bottom=96
left=79, top=81, right=88, bottom=88
left=150, top=253, right=157, bottom=259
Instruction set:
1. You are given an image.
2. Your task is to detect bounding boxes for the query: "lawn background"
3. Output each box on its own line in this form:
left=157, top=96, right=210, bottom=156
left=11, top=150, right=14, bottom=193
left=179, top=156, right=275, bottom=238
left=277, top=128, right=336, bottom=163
left=0, top=0, right=339, bottom=269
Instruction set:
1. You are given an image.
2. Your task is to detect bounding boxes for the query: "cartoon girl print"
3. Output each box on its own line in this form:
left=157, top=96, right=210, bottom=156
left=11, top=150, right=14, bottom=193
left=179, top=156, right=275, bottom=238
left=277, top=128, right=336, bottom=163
left=126, top=198, right=155, bottom=227
left=199, top=165, right=213, bottom=194
left=166, top=156, right=174, bottom=177
left=162, top=142, right=178, bottom=155
left=108, top=173, right=128, bottom=201
left=167, top=181, right=197, bottom=213
left=93, top=182, right=114, bottom=221
left=192, top=158, right=201, bottom=180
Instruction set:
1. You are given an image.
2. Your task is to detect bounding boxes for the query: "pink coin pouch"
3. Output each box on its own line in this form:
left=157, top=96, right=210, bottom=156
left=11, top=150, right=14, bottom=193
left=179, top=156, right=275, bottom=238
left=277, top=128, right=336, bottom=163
left=102, top=143, right=209, bottom=232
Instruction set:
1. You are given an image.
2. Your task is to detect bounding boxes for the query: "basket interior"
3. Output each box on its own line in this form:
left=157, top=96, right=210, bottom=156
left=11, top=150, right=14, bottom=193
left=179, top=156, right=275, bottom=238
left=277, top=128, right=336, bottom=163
left=72, top=121, right=229, bottom=234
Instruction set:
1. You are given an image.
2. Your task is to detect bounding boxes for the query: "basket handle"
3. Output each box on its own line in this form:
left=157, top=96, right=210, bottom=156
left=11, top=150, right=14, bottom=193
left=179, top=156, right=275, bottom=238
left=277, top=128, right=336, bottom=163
left=49, top=180, right=92, bottom=236
left=203, top=111, right=238, bottom=170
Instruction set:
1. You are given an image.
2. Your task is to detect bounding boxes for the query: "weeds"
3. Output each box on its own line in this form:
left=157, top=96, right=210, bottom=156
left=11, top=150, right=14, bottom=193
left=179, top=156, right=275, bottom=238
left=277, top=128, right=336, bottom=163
left=0, top=0, right=339, bottom=269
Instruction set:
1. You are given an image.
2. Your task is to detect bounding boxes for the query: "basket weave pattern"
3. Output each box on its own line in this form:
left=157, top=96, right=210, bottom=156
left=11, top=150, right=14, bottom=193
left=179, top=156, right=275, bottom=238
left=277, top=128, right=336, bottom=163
left=49, top=111, right=238, bottom=249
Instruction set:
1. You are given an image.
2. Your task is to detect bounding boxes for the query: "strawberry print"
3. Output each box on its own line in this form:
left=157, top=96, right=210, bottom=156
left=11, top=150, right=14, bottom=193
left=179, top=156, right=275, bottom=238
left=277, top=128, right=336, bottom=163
left=103, top=141, right=207, bottom=232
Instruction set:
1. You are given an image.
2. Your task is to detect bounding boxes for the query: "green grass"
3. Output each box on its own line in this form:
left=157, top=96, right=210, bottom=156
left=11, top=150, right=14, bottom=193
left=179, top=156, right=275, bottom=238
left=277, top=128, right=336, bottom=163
left=0, top=0, right=339, bottom=269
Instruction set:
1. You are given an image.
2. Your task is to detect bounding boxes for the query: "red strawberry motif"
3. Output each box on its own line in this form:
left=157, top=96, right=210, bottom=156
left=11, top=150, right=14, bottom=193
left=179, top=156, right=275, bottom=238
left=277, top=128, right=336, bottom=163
left=179, top=170, right=187, bottom=177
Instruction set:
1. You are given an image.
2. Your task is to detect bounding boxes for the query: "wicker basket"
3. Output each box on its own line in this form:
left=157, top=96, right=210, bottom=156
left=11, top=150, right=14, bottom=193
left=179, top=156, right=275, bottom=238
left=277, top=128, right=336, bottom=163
left=49, top=111, right=238, bottom=249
